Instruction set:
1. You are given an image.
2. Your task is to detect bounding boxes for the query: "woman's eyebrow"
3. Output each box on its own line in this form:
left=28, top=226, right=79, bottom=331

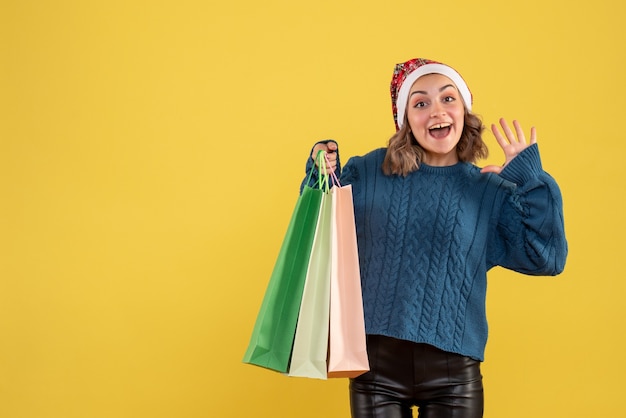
left=409, top=84, right=456, bottom=97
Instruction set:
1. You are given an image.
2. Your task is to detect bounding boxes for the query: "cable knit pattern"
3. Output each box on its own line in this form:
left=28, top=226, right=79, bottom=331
left=301, top=144, right=567, bottom=361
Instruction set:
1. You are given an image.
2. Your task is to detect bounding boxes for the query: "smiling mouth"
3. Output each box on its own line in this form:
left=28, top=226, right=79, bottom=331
left=429, top=123, right=451, bottom=139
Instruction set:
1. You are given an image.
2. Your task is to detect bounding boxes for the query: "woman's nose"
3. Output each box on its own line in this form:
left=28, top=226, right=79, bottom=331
left=430, top=101, right=445, bottom=117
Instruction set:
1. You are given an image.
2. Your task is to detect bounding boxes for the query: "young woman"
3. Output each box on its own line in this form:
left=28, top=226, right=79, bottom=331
left=302, top=58, right=568, bottom=418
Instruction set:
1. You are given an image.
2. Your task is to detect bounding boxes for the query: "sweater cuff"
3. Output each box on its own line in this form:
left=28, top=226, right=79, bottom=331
left=499, top=144, right=543, bottom=185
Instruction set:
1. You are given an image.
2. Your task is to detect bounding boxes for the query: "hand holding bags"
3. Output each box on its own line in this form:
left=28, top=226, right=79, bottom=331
left=243, top=151, right=369, bottom=378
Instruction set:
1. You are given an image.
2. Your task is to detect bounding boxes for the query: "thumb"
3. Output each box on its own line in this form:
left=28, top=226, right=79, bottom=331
left=326, top=141, right=338, bottom=152
left=480, top=165, right=503, bottom=174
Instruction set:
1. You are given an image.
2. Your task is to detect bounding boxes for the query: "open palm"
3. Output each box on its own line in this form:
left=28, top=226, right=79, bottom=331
left=480, top=118, right=537, bottom=174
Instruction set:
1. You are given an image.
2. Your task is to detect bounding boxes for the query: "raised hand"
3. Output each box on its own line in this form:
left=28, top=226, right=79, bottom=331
left=480, top=118, right=537, bottom=174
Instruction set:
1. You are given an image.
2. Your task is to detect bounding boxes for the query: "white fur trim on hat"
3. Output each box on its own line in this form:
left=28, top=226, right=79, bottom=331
left=396, top=63, right=472, bottom=129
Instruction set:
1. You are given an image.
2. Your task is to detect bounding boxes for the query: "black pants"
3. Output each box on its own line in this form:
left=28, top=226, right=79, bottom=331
left=350, top=335, right=484, bottom=418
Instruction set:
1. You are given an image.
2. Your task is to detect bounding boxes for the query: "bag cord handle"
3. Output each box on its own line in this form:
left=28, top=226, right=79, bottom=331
left=325, top=152, right=341, bottom=188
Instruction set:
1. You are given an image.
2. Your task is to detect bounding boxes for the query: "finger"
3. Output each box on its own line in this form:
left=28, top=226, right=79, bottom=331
left=311, top=143, right=328, bottom=161
left=512, top=120, right=527, bottom=144
left=499, top=118, right=516, bottom=143
left=529, top=126, right=537, bottom=144
left=325, top=154, right=337, bottom=172
left=480, top=165, right=503, bottom=174
left=490, top=123, right=508, bottom=148
left=324, top=141, right=338, bottom=171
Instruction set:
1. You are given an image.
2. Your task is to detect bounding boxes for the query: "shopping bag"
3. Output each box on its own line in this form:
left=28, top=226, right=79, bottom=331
left=287, top=182, right=332, bottom=379
left=243, top=151, right=329, bottom=373
left=327, top=180, right=369, bottom=378
left=242, top=175, right=325, bottom=373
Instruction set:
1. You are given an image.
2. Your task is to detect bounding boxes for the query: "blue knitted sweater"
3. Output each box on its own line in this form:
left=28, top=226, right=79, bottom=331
left=302, top=144, right=567, bottom=361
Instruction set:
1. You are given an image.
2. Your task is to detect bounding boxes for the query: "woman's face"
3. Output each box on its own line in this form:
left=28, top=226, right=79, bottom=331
left=405, top=73, right=465, bottom=166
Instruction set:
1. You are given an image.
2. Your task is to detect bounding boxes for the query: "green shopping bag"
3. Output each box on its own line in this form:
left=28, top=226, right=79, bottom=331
left=243, top=152, right=328, bottom=373
left=287, top=175, right=332, bottom=379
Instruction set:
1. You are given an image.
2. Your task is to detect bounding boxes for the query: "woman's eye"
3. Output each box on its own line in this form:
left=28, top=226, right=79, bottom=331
left=444, top=96, right=456, bottom=103
left=413, top=101, right=427, bottom=108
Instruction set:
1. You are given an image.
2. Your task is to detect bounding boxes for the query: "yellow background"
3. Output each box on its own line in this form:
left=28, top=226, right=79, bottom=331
left=1, top=0, right=624, bottom=417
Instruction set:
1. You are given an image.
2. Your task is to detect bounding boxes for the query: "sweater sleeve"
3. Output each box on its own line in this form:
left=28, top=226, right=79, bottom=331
left=487, top=144, right=568, bottom=275
left=299, top=140, right=342, bottom=193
